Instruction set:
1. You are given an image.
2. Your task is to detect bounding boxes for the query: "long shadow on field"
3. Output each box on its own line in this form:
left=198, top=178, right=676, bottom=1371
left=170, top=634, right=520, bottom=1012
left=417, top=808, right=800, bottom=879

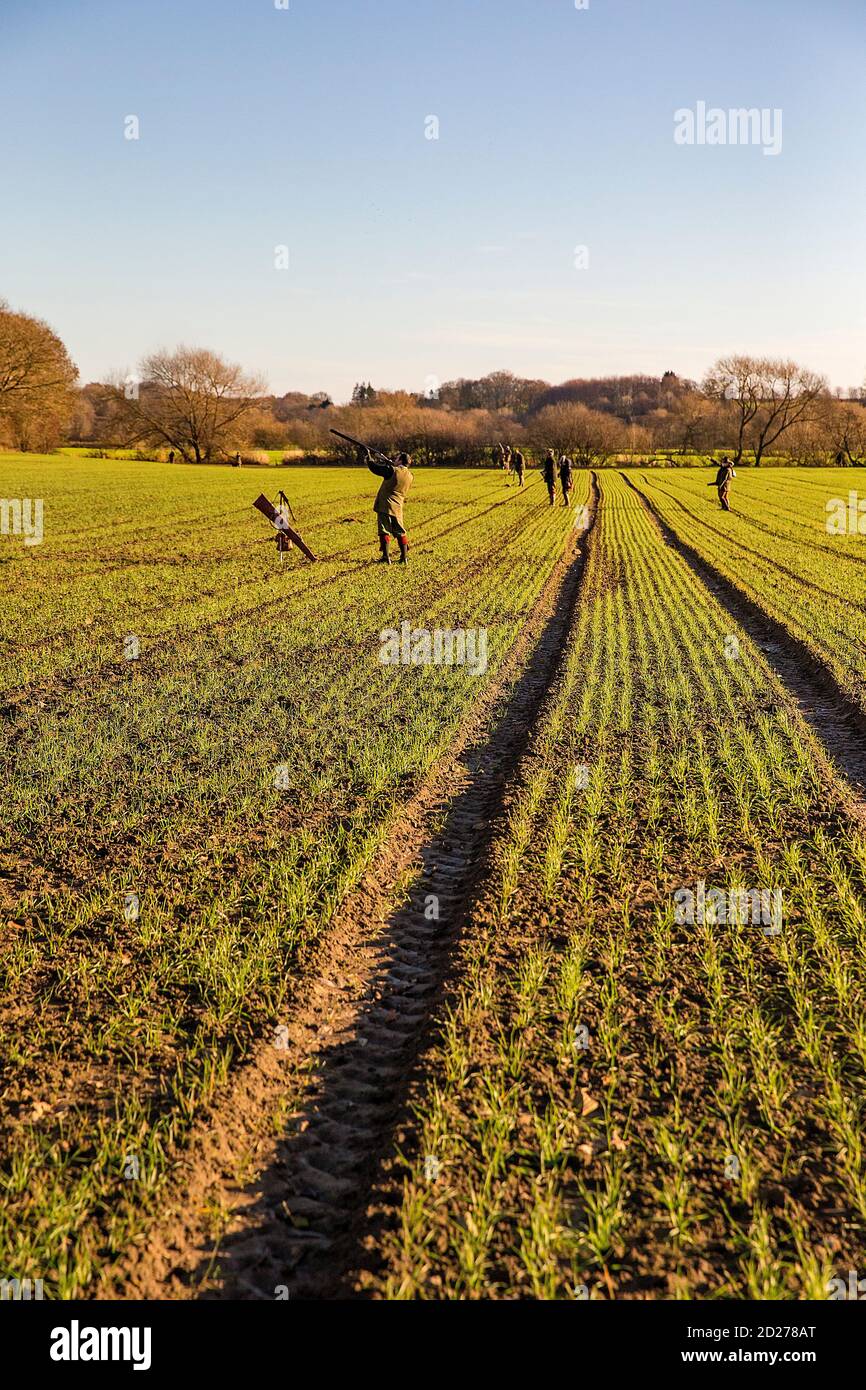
left=182, top=479, right=599, bottom=1300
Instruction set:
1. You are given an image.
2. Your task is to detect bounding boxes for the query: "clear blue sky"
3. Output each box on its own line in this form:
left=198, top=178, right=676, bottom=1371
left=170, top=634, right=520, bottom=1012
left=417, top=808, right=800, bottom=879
left=1, top=0, right=863, bottom=400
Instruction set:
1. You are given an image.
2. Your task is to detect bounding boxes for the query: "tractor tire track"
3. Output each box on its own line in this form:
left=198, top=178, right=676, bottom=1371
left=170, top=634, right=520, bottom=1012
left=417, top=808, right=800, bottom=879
left=110, top=479, right=598, bottom=1302
left=625, top=473, right=866, bottom=816
left=638, top=474, right=866, bottom=611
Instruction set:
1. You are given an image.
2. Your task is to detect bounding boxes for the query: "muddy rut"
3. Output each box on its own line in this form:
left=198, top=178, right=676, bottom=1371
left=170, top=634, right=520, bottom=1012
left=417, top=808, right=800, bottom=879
left=113, top=481, right=599, bottom=1301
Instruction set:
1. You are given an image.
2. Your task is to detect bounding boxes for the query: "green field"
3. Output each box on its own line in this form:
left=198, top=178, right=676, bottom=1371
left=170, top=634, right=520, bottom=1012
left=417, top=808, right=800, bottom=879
left=0, top=454, right=578, bottom=1294
left=632, top=468, right=866, bottom=716
left=2, top=455, right=865, bottom=1300
left=378, top=472, right=866, bottom=1299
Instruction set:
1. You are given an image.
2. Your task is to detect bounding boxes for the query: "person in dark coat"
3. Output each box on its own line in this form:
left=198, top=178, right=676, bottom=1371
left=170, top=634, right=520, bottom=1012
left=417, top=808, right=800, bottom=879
left=558, top=455, right=573, bottom=505
left=710, top=457, right=736, bottom=511
left=542, top=450, right=557, bottom=505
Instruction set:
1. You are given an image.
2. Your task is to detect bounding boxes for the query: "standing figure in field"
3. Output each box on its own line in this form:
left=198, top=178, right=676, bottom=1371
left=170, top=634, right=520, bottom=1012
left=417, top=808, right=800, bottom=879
left=558, top=454, right=573, bottom=506
left=710, top=457, right=736, bottom=512
left=512, top=448, right=526, bottom=487
left=503, top=443, right=513, bottom=481
left=543, top=450, right=557, bottom=506
left=365, top=447, right=413, bottom=564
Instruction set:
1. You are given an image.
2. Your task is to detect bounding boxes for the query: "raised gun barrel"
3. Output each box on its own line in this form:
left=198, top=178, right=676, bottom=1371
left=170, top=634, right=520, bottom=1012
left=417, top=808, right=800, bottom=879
left=329, top=428, right=392, bottom=466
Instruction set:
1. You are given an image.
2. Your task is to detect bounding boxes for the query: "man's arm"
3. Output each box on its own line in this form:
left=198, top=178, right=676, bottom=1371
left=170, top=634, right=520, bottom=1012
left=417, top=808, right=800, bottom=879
left=359, top=446, right=394, bottom=479
left=367, top=457, right=394, bottom=479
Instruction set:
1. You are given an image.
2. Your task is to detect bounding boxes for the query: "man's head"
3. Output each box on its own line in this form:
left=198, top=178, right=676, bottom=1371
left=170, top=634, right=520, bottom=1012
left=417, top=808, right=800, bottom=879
left=397, top=451, right=410, bottom=466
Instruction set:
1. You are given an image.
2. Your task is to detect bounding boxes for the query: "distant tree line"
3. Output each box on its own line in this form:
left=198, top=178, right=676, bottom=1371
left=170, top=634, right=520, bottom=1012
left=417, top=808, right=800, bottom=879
left=2, top=299, right=864, bottom=466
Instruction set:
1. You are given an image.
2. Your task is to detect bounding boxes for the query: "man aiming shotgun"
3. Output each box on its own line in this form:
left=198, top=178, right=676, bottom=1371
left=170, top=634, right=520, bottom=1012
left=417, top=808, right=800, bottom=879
left=331, top=429, right=413, bottom=565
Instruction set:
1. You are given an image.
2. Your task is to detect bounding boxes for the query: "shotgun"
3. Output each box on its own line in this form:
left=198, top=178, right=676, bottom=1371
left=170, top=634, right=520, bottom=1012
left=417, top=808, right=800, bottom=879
left=329, top=428, right=393, bottom=465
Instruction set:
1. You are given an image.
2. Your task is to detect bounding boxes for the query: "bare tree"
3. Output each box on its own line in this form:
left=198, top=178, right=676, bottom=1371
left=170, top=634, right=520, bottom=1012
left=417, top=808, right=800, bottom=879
left=703, top=355, right=827, bottom=466
left=822, top=398, right=866, bottom=465
left=661, top=393, right=727, bottom=456
left=113, top=347, right=266, bottom=463
left=0, top=301, right=78, bottom=449
left=527, top=402, right=625, bottom=466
